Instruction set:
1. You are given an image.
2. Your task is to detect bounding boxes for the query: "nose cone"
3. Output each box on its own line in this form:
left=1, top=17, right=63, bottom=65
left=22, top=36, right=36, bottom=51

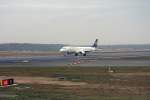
left=59, top=48, right=64, bottom=52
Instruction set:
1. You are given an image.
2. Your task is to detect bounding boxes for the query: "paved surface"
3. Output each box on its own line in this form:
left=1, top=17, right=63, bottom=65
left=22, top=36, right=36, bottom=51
left=0, top=50, right=150, bottom=67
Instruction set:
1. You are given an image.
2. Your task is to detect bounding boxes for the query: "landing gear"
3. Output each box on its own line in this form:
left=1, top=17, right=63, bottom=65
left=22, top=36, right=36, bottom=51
left=75, top=53, right=78, bottom=56
left=74, top=53, right=86, bottom=56
left=83, top=53, right=86, bottom=56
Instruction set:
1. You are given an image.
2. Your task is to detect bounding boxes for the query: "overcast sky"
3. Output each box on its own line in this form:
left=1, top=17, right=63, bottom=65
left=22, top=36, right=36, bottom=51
left=0, top=0, right=150, bottom=45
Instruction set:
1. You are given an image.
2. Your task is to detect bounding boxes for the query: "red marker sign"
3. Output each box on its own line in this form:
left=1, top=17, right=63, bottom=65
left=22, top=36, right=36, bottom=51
left=2, top=79, right=9, bottom=86
left=0, top=79, right=14, bottom=87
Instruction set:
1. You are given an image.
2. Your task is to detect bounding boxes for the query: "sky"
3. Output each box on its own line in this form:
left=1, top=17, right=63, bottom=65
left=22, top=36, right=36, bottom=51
left=0, top=0, right=150, bottom=45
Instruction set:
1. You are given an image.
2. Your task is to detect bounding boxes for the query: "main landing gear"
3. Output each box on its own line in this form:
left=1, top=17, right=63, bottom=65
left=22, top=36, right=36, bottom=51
left=74, top=53, right=86, bottom=56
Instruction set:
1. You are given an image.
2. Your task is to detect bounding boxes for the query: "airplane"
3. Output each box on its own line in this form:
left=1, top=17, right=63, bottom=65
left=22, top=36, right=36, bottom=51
left=59, top=39, right=98, bottom=56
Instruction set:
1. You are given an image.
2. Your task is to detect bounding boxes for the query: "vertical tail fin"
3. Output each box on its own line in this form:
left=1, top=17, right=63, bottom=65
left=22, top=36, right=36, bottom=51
left=92, top=39, right=98, bottom=48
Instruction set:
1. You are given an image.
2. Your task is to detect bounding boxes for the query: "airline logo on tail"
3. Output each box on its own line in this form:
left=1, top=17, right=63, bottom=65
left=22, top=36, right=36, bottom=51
left=92, top=39, right=98, bottom=48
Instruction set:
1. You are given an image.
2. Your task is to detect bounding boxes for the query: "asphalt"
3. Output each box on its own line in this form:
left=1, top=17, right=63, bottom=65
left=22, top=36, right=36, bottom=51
left=0, top=50, right=150, bottom=67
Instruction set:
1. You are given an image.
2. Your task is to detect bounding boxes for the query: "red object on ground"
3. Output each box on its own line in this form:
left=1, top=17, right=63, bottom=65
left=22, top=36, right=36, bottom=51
left=0, top=79, right=14, bottom=87
left=2, top=79, right=9, bottom=86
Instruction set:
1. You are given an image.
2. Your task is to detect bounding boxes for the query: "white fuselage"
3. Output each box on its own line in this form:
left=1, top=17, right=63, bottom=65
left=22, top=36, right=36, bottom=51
left=59, top=39, right=98, bottom=56
left=59, top=46, right=96, bottom=54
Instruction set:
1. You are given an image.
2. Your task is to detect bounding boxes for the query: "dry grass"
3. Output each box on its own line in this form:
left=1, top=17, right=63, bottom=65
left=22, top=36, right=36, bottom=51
left=0, top=67, right=150, bottom=100
left=0, top=76, right=87, bottom=86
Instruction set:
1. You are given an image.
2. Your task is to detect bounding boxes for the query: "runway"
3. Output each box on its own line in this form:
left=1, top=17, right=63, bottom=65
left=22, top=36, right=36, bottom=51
left=0, top=50, right=150, bottom=67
